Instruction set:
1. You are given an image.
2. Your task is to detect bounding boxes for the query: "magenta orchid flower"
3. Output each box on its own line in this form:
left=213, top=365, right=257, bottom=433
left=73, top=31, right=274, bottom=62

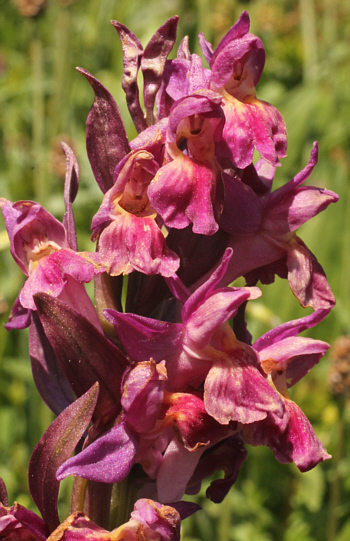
left=199, top=11, right=287, bottom=168
left=91, top=145, right=179, bottom=277
left=148, top=91, right=225, bottom=235
left=57, top=359, right=231, bottom=503
left=243, top=309, right=332, bottom=471
left=0, top=198, right=103, bottom=330
left=105, top=250, right=284, bottom=426
left=0, top=11, right=338, bottom=536
left=217, top=143, right=338, bottom=309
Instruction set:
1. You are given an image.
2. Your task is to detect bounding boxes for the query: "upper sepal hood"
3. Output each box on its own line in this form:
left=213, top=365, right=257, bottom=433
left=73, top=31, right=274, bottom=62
left=0, top=198, right=68, bottom=275
left=205, top=11, right=265, bottom=97
left=91, top=147, right=180, bottom=278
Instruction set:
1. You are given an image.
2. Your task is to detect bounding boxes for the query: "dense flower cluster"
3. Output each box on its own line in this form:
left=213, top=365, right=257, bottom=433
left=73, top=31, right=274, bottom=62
left=1, top=12, right=337, bottom=540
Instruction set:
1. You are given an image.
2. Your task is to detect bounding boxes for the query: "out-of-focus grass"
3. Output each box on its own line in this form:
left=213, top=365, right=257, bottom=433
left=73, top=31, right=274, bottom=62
left=1, top=1, right=350, bottom=540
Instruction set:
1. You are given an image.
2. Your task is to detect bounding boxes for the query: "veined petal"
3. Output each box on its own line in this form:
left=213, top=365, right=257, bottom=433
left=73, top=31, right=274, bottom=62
left=98, top=215, right=179, bottom=277
left=258, top=336, right=330, bottom=365
left=20, top=259, right=66, bottom=310
left=246, top=97, right=287, bottom=166
left=204, top=345, right=284, bottom=425
left=258, top=336, right=330, bottom=387
left=216, top=99, right=255, bottom=168
left=245, top=400, right=331, bottom=472
left=18, top=250, right=97, bottom=310
left=217, top=96, right=287, bottom=168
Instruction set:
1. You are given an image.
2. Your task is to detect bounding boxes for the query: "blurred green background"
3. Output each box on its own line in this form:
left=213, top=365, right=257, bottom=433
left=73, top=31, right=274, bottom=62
left=1, top=0, right=350, bottom=539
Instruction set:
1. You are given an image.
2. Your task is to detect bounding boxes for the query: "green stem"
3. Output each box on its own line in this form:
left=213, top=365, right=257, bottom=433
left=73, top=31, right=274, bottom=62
left=109, top=476, right=140, bottom=530
left=70, top=476, right=88, bottom=514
